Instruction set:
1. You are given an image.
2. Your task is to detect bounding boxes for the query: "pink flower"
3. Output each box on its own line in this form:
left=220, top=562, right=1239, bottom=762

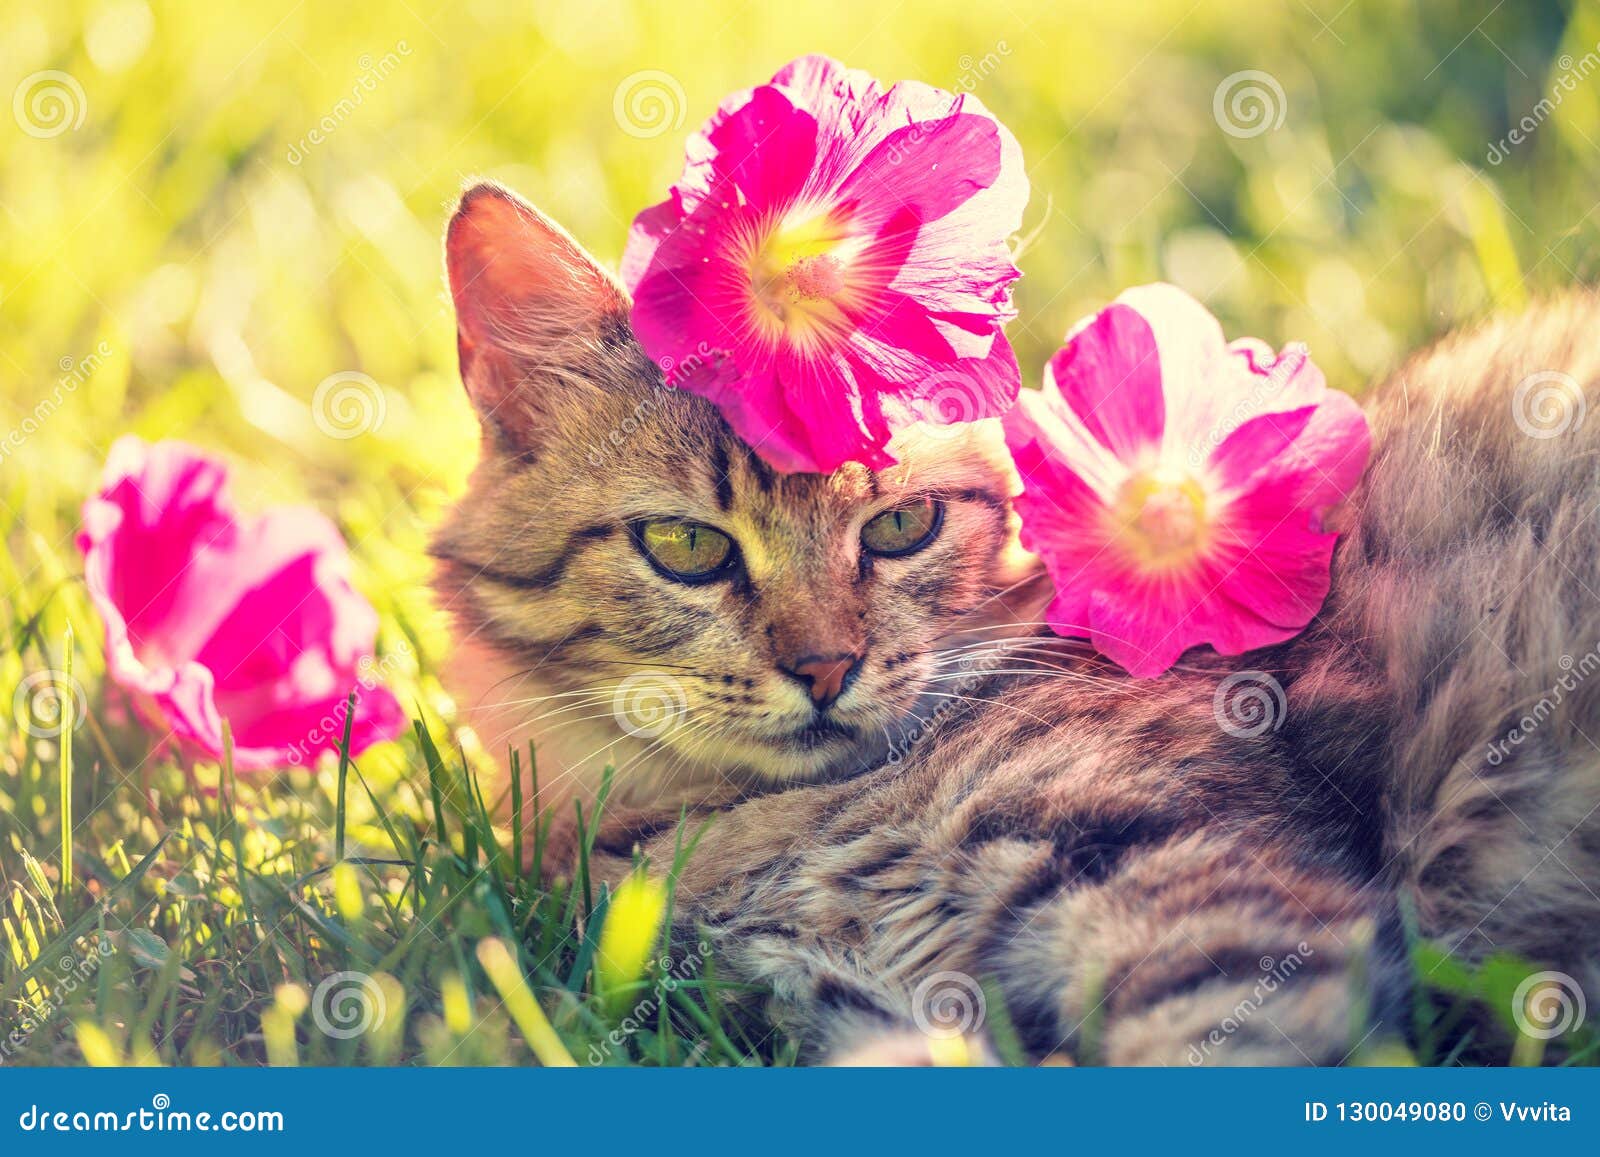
left=622, top=54, right=1028, bottom=474
left=77, top=436, right=405, bottom=771
left=1004, top=284, right=1370, bottom=678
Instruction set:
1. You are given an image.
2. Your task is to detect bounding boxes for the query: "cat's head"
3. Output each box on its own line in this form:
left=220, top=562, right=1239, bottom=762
left=432, top=182, right=1044, bottom=800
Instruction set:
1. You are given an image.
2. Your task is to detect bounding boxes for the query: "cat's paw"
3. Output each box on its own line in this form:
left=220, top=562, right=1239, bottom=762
left=529, top=806, right=684, bottom=884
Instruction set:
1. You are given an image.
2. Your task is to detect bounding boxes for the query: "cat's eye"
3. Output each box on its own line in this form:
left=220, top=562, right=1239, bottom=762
left=861, top=498, right=944, bottom=557
left=632, top=519, right=737, bottom=582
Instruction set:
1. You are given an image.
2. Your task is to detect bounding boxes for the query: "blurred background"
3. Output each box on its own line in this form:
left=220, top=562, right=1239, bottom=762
left=1, top=0, right=1595, bottom=668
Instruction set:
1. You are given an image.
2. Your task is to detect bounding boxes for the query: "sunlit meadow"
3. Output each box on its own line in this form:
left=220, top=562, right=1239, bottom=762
left=3, top=0, right=1599, bottom=1066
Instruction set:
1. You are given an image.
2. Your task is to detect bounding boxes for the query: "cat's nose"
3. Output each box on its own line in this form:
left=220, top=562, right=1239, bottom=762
left=782, top=653, right=863, bottom=710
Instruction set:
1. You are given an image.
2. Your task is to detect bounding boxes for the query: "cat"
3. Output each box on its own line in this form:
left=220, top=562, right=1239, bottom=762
left=431, top=182, right=1044, bottom=820
left=432, top=180, right=1600, bottom=1064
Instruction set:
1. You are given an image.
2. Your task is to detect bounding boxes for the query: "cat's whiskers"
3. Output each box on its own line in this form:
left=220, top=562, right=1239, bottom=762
left=944, top=565, right=1050, bottom=611
left=910, top=689, right=1065, bottom=734
left=471, top=686, right=645, bottom=752
left=930, top=664, right=1134, bottom=697
left=605, top=714, right=728, bottom=794
left=925, top=645, right=1135, bottom=695
left=652, top=718, right=731, bottom=793
left=927, top=632, right=1112, bottom=666
left=930, top=624, right=1061, bottom=644
left=475, top=708, right=622, bottom=759
left=470, top=687, right=623, bottom=713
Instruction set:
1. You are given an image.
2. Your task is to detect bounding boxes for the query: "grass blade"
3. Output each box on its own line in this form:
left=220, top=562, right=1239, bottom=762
left=335, top=689, right=357, bottom=861
left=477, top=937, right=576, bottom=1067
left=59, top=626, right=74, bottom=896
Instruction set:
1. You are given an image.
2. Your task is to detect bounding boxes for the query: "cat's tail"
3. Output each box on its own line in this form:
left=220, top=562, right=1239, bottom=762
left=1291, top=291, right=1600, bottom=1055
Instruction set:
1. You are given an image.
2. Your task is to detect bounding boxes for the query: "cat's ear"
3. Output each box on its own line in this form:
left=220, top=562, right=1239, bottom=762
left=445, top=181, right=630, bottom=454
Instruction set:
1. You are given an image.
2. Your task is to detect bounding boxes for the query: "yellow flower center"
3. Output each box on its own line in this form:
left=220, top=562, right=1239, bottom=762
left=744, top=211, right=861, bottom=351
left=1112, top=470, right=1210, bottom=566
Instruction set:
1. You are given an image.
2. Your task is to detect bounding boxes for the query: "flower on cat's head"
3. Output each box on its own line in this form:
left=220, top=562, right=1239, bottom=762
left=621, top=54, right=1028, bottom=474
left=78, top=436, right=406, bottom=771
left=1004, top=284, right=1370, bottom=678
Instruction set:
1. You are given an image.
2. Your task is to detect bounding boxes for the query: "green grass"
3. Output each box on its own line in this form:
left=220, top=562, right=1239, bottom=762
left=1, top=674, right=779, bottom=1067
left=1, top=624, right=1595, bottom=1067
left=6, top=0, right=1600, bottom=1067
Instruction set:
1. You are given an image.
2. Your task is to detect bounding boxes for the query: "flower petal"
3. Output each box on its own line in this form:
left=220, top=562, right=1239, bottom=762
left=78, top=437, right=405, bottom=772
left=1045, top=302, right=1166, bottom=465
left=1206, top=390, right=1371, bottom=628
left=621, top=55, right=1027, bottom=473
left=1086, top=586, right=1203, bottom=679
left=1005, top=284, right=1371, bottom=677
left=701, top=84, right=819, bottom=209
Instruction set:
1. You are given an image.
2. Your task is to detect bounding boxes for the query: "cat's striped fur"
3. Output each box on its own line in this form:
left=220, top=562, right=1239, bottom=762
left=434, top=182, right=1600, bottom=1064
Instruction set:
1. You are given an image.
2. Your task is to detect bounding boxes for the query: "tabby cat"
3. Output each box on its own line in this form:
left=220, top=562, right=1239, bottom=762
left=431, top=181, right=1600, bottom=1064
